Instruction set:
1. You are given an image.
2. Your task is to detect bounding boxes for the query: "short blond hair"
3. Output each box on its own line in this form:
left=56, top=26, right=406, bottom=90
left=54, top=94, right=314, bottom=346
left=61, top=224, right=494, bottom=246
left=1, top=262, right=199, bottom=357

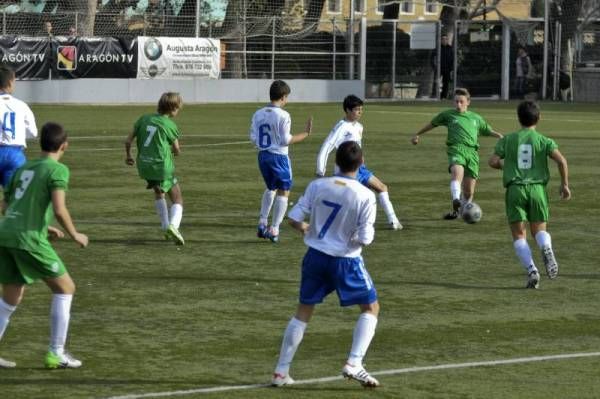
left=454, top=88, right=470, bottom=100
left=157, top=92, right=182, bottom=115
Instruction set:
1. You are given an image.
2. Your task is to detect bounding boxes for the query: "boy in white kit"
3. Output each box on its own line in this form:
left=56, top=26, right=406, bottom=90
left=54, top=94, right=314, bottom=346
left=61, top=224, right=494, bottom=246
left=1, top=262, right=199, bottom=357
left=250, top=80, right=312, bottom=242
left=0, top=65, right=38, bottom=188
left=272, top=141, right=381, bottom=388
left=316, top=95, right=402, bottom=230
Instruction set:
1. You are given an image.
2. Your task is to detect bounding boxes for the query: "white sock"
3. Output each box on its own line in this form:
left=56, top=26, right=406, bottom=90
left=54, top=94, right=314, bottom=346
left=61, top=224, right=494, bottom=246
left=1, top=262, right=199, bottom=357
left=259, top=190, right=276, bottom=225
left=155, top=199, right=169, bottom=230
left=0, top=299, right=16, bottom=340
left=535, top=231, right=552, bottom=249
left=270, top=196, right=288, bottom=235
left=347, top=313, right=378, bottom=367
left=50, top=294, right=73, bottom=355
left=378, top=192, right=398, bottom=223
left=274, top=317, right=307, bottom=375
left=169, top=204, right=183, bottom=229
left=450, top=180, right=461, bottom=201
left=513, top=239, right=536, bottom=273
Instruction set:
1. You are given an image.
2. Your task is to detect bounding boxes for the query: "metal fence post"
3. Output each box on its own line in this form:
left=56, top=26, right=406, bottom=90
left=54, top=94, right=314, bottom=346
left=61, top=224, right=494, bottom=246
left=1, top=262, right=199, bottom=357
left=501, top=23, right=510, bottom=100
left=271, top=17, right=276, bottom=80
left=2, top=12, right=5, bottom=36
left=333, top=17, right=336, bottom=80
left=195, top=0, right=201, bottom=37
left=74, top=12, right=78, bottom=35
left=391, top=20, right=397, bottom=98
left=542, top=0, right=549, bottom=99
left=360, top=17, right=366, bottom=81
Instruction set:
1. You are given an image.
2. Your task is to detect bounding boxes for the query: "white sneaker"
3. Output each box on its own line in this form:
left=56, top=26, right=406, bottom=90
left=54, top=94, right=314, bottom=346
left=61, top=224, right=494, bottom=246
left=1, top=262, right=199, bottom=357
left=342, top=363, right=380, bottom=388
left=44, top=351, right=82, bottom=369
left=541, top=246, right=558, bottom=279
left=526, top=270, right=540, bottom=289
left=389, top=217, right=403, bottom=231
left=271, top=372, right=294, bottom=387
left=0, top=357, right=16, bottom=368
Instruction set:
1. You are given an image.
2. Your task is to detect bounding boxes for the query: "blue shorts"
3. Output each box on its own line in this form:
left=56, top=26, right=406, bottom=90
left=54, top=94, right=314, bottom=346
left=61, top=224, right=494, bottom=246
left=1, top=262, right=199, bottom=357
left=258, top=151, right=292, bottom=191
left=357, top=164, right=373, bottom=187
left=0, top=146, right=25, bottom=187
left=299, top=247, right=377, bottom=307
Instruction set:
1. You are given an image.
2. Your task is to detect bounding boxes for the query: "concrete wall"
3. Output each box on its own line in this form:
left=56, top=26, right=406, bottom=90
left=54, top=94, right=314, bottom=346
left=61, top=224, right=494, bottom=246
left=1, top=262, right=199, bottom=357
left=14, top=79, right=365, bottom=104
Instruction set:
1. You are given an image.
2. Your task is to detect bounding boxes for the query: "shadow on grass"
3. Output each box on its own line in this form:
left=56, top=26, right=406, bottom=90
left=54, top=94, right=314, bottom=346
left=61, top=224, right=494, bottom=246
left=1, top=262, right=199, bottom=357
left=559, top=273, right=600, bottom=280
left=388, top=279, right=522, bottom=291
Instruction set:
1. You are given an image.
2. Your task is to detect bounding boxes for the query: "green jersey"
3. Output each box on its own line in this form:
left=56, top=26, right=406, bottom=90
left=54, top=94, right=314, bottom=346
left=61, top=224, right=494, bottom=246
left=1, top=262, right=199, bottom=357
left=0, top=157, right=69, bottom=251
left=431, top=109, right=493, bottom=149
left=133, top=113, right=180, bottom=181
left=494, top=128, right=558, bottom=188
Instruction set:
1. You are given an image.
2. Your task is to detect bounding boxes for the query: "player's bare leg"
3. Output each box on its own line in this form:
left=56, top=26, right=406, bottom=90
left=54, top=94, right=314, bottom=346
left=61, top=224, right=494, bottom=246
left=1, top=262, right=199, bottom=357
left=530, top=222, right=558, bottom=279
left=265, top=189, right=289, bottom=243
left=367, top=176, right=402, bottom=230
left=0, top=284, right=25, bottom=368
left=165, top=184, right=184, bottom=245
left=272, top=304, right=315, bottom=387
left=445, top=164, right=464, bottom=219
left=43, top=274, right=81, bottom=369
left=511, top=223, right=540, bottom=288
left=343, top=302, right=380, bottom=388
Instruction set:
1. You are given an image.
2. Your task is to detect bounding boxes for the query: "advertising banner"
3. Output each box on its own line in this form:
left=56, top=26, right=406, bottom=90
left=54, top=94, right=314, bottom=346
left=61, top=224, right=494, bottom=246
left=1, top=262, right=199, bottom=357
left=53, top=37, right=137, bottom=79
left=0, top=36, right=50, bottom=80
left=137, top=37, right=220, bottom=79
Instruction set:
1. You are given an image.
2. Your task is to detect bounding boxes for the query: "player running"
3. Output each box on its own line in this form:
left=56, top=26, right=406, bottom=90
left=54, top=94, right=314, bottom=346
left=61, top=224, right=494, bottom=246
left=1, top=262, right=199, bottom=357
left=489, top=100, right=570, bottom=288
left=316, top=94, right=402, bottom=230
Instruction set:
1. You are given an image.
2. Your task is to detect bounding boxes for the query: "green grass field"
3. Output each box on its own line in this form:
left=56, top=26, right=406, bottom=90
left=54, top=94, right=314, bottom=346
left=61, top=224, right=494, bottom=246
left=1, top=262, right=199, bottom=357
left=1, top=100, right=599, bottom=399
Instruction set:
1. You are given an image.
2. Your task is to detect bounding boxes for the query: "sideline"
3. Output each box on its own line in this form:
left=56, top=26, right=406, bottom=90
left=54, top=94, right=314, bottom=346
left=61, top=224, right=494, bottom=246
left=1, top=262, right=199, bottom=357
left=105, top=351, right=600, bottom=399
left=68, top=141, right=251, bottom=152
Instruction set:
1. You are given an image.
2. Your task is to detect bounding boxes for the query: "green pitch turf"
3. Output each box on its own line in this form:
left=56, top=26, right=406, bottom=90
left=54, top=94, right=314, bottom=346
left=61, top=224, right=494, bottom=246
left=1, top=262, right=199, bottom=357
left=1, top=100, right=599, bottom=399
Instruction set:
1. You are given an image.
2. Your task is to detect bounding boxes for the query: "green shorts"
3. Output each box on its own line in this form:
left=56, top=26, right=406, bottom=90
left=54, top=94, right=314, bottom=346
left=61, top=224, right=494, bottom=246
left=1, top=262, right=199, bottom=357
left=505, top=184, right=549, bottom=223
left=145, top=176, right=178, bottom=193
left=0, top=246, right=67, bottom=285
left=447, top=146, right=479, bottom=179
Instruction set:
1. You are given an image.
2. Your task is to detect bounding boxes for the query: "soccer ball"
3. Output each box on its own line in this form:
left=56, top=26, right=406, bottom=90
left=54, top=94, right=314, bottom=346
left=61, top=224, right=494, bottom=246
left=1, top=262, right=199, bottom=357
left=462, top=202, right=482, bottom=224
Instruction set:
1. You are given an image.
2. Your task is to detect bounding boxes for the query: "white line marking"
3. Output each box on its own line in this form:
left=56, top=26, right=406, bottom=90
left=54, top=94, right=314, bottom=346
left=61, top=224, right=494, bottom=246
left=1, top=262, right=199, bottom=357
left=104, top=351, right=600, bottom=399
left=68, top=141, right=251, bottom=152
left=69, top=134, right=240, bottom=140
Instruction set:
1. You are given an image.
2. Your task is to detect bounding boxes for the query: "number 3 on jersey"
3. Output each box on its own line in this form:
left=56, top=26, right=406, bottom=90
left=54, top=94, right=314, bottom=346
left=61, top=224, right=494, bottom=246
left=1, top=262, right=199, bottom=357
left=15, top=170, right=34, bottom=200
left=258, top=124, right=272, bottom=149
left=318, top=200, right=342, bottom=239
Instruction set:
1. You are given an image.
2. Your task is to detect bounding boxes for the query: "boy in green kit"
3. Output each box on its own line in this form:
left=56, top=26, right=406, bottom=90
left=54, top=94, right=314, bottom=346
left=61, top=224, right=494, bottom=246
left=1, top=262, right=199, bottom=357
left=489, top=101, right=570, bottom=289
left=125, top=92, right=185, bottom=245
left=0, top=122, right=88, bottom=369
left=411, top=88, right=503, bottom=219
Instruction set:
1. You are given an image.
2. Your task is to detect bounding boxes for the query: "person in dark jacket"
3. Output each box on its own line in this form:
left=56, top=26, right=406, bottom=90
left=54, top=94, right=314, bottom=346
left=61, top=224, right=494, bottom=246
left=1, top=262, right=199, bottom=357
left=431, top=34, right=454, bottom=99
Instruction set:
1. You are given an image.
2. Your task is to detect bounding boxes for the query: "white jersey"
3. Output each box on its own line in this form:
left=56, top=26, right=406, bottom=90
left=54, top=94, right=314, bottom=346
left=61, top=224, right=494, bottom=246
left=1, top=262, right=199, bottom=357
left=0, top=93, right=37, bottom=147
left=249, top=105, right=292, bottom=155
left=288, top=175, right=376, bottom=258
left=316, top=119, right=363, bottom=176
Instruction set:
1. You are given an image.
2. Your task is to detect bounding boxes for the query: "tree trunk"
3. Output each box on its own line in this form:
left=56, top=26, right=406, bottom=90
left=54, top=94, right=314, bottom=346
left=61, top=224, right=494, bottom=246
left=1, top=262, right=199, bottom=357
left=80, top=0, right=97, bottom=36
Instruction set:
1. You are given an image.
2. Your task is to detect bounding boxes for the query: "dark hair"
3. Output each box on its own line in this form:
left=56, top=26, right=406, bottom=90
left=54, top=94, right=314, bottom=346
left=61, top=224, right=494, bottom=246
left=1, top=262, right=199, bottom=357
left=157, top=92, right=182, bottom=115
left=343, top=94, right=363, bottom=113
left=0, top=65, right=15, bottom=90
left=454, top=87, right=470, bottom=99
left=336, top=141, right=363, bottom=173
left=40, top=122, right=68, bottom=152
left=269, top=80, right=291, bottom=101
left=517, top=100, right=540, bottom=127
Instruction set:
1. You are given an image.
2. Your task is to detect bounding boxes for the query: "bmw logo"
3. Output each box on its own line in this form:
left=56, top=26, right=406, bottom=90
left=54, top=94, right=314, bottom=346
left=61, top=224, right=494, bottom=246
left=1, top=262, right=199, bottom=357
left=144, top=38, right=162, bottom=61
